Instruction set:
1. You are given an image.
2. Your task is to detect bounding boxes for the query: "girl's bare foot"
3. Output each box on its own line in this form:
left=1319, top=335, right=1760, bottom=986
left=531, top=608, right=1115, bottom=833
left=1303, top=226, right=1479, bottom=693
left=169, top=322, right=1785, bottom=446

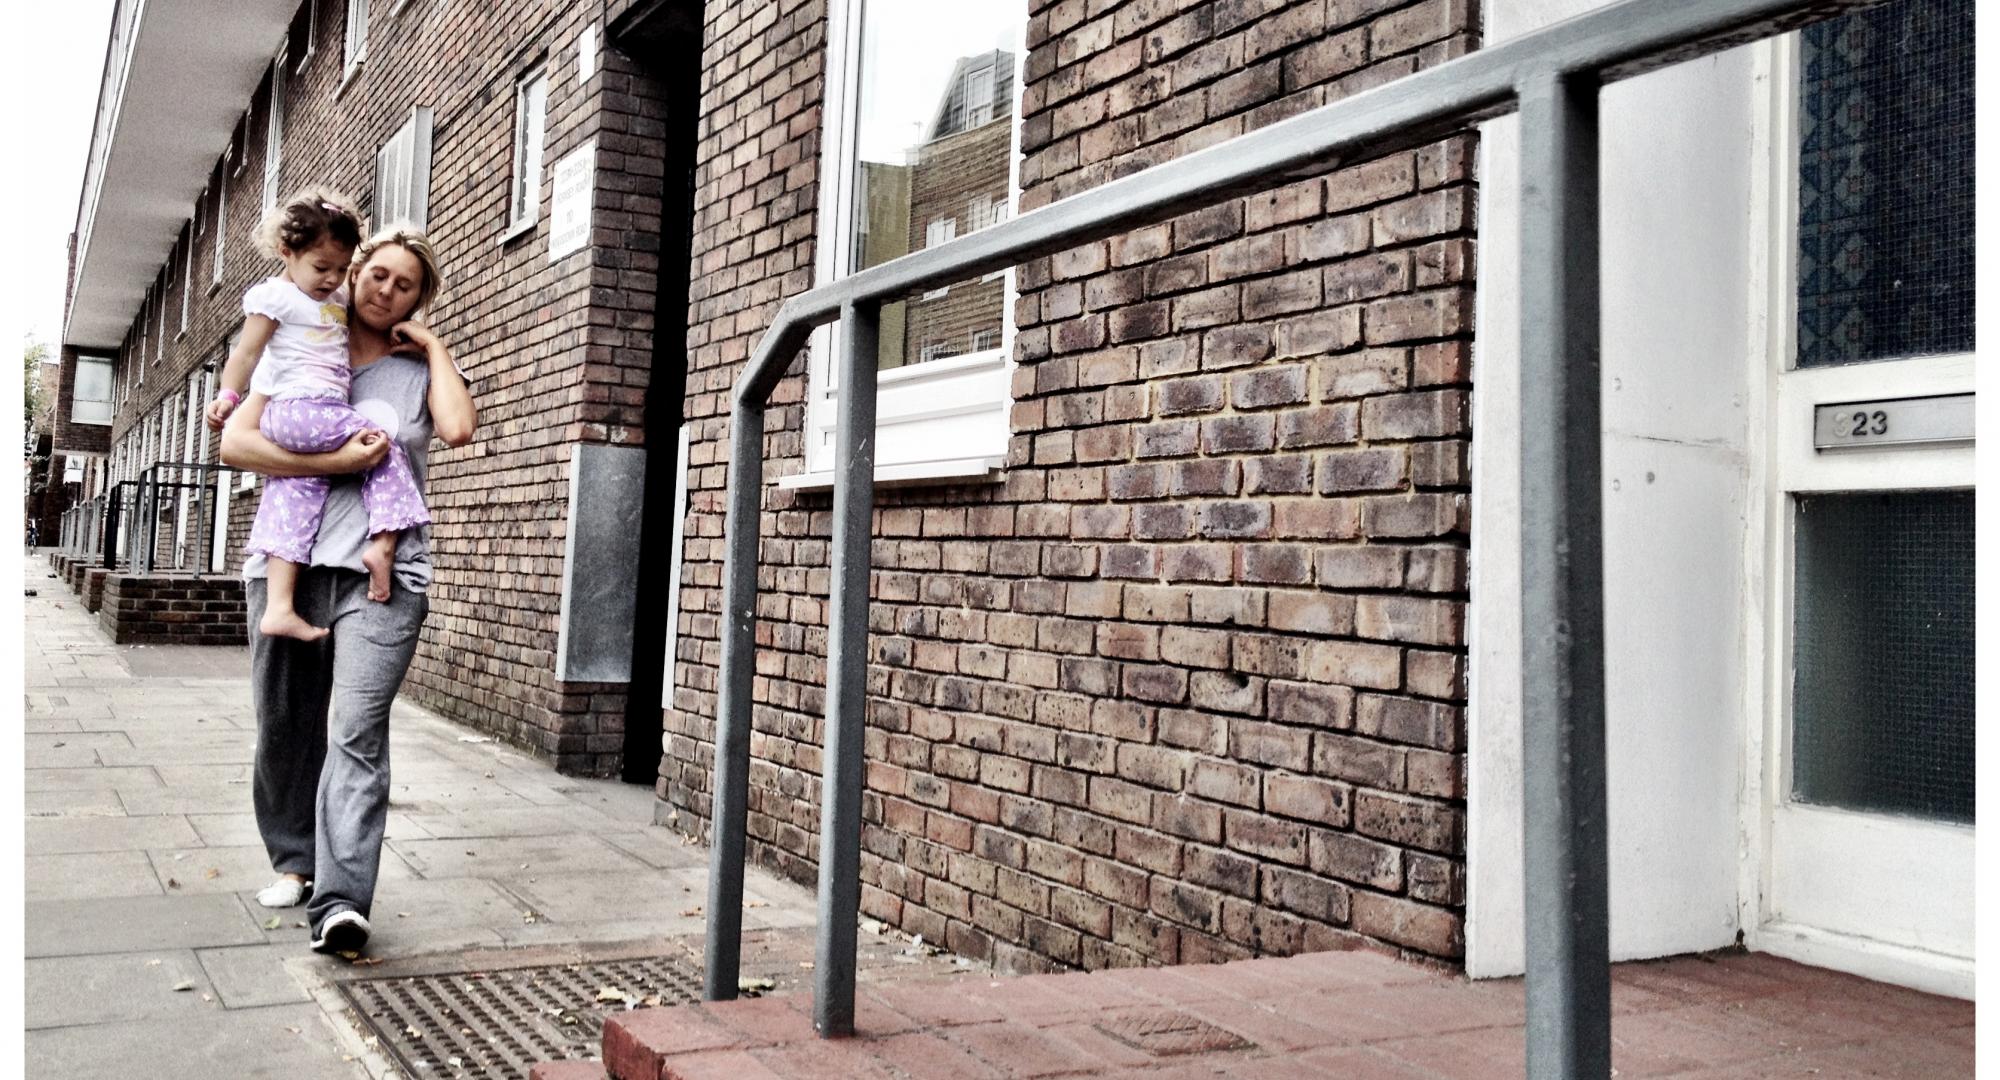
left=260, top=607, right=329, bottom=642
left=362, top=535, right=396, bottom=602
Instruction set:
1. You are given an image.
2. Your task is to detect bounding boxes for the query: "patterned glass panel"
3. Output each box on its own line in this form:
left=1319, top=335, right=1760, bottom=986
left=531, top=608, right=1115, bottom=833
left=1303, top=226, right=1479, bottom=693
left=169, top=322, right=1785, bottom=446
left=1796, top=0, right=1974, bottom=368
left=1792, top=491, right=1974, bottom=823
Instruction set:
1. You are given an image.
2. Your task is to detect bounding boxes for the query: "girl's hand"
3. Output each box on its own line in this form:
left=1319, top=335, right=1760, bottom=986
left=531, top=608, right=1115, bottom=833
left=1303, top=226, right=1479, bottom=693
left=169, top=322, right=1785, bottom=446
left=390, top=321, right=439, bottom=355
left=204, top=397, right=237, bottom=431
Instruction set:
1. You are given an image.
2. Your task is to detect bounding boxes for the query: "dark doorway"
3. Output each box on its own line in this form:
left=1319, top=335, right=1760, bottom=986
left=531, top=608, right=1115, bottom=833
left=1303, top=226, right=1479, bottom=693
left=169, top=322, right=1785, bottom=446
left=610, top=0, right=704, bottom=785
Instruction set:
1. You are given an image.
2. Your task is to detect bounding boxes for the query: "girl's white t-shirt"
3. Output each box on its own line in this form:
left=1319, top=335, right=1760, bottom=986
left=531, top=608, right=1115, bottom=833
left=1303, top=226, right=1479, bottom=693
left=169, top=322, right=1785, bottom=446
left=244, top=277, right=353, bottom=402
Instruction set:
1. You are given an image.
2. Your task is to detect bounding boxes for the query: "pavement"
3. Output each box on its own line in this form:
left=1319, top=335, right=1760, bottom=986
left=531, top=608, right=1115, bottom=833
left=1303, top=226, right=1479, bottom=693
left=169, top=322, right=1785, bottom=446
left=21, top=557, right=967, bottom=1079
left=21, top=555, right=1977, bottom=1079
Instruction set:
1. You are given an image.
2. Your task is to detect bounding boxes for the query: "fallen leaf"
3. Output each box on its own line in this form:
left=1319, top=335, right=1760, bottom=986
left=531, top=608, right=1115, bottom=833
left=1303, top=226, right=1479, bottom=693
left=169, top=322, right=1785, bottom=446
left=166, top=878, right=181, bottom=889
left=679, top=907, right=702, bottom=917
left=263, top=916, right=282, bottom=930
left=285, top=1026, right=302, bottom=1035
left=737, top=977, right=775, bottom=995
left=52, top=741, right=65, bottom=748
left=293, top=920, right=307, bottom=928
left=172, top=853, right=188, bottom=861
left=398, top=912, right=411, bottom=918
left=203, top=868, right=221, bottom=880
left=145, top=959, right=162, bottom=967
left=745, top=900, right=768, bottom=908
left=351, top=957, right=384, bottom=966
left=201, top=993, right=213, bottom=1002
left=799, top=961, right=815, bottom=969
left=595, top=987, right=631, bottom=1004
left=171, top=980, right=195, bottom=992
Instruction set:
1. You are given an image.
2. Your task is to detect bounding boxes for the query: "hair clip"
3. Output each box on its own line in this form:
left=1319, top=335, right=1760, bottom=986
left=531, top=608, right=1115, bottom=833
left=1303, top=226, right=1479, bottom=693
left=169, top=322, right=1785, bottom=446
left=321, top=201, right=346, bottom=215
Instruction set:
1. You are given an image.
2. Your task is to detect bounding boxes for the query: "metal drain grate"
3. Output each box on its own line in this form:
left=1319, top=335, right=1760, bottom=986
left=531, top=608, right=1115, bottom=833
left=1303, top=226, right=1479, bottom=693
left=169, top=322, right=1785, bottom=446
left=337, top=955, right=704, bottom=1078
left=1094, top=1010, right=1254, bottom=1056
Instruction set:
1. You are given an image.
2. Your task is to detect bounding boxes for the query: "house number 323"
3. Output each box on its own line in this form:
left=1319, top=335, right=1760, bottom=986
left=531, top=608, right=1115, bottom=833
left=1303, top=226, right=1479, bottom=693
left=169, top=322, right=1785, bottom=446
left=1844, top=409, right=1888, bottom=437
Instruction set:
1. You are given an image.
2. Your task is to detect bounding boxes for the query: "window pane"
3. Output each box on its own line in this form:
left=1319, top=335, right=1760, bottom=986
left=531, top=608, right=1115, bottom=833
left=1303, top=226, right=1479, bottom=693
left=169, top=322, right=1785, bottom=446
left=1792, top=491, right=1975, bottom=823
left=848, top=0, right=1016, bottom=370
left=1796, top=0, right=1974, bottom=368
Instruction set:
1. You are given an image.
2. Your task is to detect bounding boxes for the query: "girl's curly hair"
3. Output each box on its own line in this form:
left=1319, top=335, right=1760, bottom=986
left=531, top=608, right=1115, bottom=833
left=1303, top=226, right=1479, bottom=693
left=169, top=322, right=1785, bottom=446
left=253, top=185, right=363, bottom=258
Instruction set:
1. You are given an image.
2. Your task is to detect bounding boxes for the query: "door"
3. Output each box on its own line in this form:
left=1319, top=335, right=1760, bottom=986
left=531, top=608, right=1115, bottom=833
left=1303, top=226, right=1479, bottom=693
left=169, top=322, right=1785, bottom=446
left=1753, top=0, right=1974, bottom=996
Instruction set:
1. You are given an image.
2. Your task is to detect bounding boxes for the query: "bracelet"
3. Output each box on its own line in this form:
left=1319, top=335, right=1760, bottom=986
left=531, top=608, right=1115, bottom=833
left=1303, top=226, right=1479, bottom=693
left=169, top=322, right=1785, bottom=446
left=218, top=389, right=242, bottom=406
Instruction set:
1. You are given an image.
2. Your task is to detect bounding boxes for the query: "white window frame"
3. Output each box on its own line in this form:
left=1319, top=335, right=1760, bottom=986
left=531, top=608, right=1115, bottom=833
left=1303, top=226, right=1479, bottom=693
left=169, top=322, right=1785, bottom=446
left=375, top=106, right=434, bottom=230
left=213, top=151, right=229, bottom=286
left=503, top=66, right=549, bottom=241
left=794, top=0, right=1025, bottom=486
left=70, top=356, right=114, bottom=426
left=179, top=221, right=193, bottom=333
left=296, top=0, right=316, bottom=68
left=263, top=47, right=287, bottom=211
left=343, top=0, right=367, bottom=76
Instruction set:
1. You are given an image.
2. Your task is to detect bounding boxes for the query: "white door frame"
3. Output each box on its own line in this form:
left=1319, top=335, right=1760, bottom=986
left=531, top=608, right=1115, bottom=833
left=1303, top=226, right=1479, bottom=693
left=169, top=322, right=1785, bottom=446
left=1740, top=34, right=1976, bottom=999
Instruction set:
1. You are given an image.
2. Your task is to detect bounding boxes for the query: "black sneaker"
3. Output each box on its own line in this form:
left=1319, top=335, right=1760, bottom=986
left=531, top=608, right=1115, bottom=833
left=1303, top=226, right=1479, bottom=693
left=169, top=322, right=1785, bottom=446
left=309, top=909, right=371, bottom=955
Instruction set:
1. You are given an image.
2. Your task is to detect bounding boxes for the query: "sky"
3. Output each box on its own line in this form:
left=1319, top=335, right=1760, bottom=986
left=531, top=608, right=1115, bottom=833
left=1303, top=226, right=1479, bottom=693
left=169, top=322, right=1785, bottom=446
left=854, top=0, right=1018, bottom=165
left=7, top=0, right=116, bottom=354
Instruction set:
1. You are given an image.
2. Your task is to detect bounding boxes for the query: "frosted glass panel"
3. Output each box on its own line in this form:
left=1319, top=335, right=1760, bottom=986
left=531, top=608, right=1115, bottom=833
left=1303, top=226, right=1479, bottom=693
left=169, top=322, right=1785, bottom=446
left=1792, top=491, right=1974, bottom=823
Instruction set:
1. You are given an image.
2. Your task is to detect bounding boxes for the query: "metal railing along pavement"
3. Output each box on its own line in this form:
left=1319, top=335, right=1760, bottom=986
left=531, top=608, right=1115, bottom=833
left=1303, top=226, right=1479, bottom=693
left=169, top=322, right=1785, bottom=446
left=702, top=0, right=1878, bottom=1073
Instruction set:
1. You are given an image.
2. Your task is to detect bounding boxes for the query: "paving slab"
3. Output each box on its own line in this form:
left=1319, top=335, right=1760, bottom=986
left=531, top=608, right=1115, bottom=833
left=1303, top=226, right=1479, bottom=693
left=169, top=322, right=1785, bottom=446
left=197, top=944, right=321, bottom=1008
left=24, top=1003, right=366, bottom=1080
left=388, top=833, right=658, bottom=879
left=26, top=892, right=269, bottom=957
left=25, top=850, right=166, bottom=901
left=25, top=787, right=127, bottom=817
left=24, top=950, right=216, bottom=1028
left=25, top=813, right=201, bottom=854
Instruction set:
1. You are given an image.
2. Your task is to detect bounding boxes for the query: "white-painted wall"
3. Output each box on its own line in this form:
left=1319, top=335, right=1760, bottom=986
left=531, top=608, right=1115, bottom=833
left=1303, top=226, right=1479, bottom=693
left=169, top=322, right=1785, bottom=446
left=1467, top=0, right=1759, bottom=977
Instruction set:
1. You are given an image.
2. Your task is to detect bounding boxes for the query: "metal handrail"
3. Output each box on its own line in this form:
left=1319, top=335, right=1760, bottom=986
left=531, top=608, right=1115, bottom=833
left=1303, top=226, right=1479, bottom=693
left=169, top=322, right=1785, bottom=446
left=704, top=0, right=1876, bottom=1070
left=129, top=462, right=238, bottom=577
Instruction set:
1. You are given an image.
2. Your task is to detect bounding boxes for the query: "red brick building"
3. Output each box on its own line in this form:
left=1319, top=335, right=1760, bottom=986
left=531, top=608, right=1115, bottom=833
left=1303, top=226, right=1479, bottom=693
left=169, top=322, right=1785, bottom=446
left=54, top=0, right=1974, bottom=994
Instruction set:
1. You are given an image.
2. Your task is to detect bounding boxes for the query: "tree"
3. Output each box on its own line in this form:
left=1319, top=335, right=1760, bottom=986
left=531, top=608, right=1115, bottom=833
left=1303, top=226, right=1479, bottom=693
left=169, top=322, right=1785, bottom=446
left=24, top=336, right=52, bottom=438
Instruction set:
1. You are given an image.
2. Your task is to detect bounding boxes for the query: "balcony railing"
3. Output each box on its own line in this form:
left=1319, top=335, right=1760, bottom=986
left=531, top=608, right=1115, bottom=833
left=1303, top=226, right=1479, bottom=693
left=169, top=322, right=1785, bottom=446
left=703, top=0, right=1879, bottom=1074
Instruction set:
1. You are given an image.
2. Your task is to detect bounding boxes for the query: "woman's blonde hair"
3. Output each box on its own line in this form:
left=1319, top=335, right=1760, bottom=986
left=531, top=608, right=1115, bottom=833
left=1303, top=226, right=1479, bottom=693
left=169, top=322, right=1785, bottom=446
left=254, top=185, right=363, bottom=258
left=350, top=224, right=446, bottom=314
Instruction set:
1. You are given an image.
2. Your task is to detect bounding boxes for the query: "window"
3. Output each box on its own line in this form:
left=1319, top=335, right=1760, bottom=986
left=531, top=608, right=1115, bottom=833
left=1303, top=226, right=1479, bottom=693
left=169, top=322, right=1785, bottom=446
left=156, top=289, right=166, bottom=366
left=924, top=217, right=956, bottom=249
left=375, top=106, right=434, bottom=230
left=506, top=67, right=549, bottom=236
left=214, top=152, right=229, bottom=284
left=803, top=0, right=1024, bottom=478
left=291, top=0, right=316, bottom=70
left=264, top=50, right=287, bottom=211
left=71, top=357, right=113, bottom=426
left=1795, top=0, right=1972, bottom=367
left=344, top=0, right=367, bottom=74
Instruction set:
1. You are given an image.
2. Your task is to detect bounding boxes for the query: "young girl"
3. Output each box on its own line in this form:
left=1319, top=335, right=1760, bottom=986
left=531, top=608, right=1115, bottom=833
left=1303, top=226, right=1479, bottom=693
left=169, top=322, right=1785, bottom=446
left=207, top=187, right=431, bottom=641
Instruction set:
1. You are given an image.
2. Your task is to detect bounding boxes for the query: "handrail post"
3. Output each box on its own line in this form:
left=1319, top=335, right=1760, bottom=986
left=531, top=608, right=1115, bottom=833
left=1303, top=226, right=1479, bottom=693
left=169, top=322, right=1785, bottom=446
left=813, top=301, right=880, bottom=1037
left=704, top=374, right=768, bottom=1002
left=1517, top=71, right=1610, bottom=1079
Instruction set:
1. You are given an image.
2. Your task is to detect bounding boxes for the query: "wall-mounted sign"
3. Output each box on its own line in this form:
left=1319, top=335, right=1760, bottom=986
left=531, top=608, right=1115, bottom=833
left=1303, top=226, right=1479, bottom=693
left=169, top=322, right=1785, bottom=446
left=578, top=23, right=598, bottom=85
left=548, top=138, right=598, bottom=265
left=1813, top=393, right=1974, bottom=451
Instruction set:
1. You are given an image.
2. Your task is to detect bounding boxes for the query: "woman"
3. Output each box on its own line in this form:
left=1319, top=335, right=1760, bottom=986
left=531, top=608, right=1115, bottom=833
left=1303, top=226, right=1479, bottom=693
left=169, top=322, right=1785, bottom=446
left=219, top=226, right=474, bottom=954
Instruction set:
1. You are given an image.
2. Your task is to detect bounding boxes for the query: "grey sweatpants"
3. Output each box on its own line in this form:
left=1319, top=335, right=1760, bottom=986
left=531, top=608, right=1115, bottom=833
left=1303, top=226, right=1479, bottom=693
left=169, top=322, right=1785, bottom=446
left=247, top=569, right=426, bottom=931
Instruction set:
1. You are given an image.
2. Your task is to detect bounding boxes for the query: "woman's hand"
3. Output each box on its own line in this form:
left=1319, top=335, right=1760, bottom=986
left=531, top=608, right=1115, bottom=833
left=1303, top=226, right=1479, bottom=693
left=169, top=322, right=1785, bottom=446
left=390, top=321, right=440, bottom=356
left=328, top=430, right=392, bottom=473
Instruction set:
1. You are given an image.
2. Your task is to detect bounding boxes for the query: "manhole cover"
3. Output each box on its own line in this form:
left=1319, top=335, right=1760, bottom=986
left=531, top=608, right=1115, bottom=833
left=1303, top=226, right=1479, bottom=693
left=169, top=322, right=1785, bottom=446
left=336, top=955, right=704, bottom=1078
left=1094, top=1010, right=1254, bottom=1056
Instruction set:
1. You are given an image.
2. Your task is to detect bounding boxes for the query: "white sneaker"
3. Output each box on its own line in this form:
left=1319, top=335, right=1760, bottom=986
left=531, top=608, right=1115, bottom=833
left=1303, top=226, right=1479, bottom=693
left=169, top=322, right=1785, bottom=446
left=256, top=877, right=311, bottom=908
left=309, top=909, right=371, bottom=955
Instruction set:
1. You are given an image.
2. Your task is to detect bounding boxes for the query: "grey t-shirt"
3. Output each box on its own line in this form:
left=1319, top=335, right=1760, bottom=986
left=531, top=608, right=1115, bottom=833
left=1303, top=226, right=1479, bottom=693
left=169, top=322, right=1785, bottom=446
left=242, top=353, right=438, bottom=592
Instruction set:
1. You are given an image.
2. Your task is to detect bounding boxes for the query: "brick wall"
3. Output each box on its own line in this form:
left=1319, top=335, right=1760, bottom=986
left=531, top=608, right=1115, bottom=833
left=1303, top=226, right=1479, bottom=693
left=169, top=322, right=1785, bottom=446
left=86, top=0, right=687, bottom=773
left=97, top=573, right=248, bottom=645
left=662, top=0, right=1479, bottom=972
